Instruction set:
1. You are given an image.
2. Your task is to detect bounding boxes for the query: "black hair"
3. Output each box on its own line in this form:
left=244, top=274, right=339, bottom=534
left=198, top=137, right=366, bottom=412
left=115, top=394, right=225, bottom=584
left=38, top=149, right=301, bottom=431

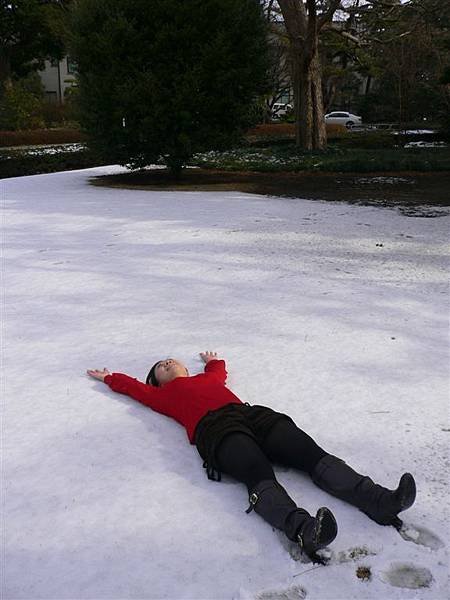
left=146, top=361, right=162, bottom=386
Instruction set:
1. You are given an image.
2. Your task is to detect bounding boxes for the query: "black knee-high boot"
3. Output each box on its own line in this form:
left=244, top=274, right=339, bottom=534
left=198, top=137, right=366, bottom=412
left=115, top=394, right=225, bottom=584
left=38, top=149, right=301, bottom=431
left=311, top=455, right=416, bottom=526
left=246, top=479, right=337, bottom=558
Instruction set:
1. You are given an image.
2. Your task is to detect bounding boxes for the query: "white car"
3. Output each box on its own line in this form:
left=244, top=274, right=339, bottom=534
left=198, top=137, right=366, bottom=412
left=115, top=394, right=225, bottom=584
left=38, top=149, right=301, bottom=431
left=325, top=111, right=362, bottom=128
left=271, top=102, right=293, bottom=119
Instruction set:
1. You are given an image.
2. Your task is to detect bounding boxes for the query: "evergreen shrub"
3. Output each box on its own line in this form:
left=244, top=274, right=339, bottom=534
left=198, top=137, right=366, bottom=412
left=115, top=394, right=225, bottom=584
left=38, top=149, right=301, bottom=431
left=70, top=0, right=269, bottom=176
left=0, top=75, right=45, bottom=130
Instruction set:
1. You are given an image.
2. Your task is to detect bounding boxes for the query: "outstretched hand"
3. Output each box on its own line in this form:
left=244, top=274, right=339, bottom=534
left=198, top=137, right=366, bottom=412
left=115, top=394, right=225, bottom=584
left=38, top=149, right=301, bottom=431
left=87, top=368, right=111, bottom=381
left=199, top=351, right=219, bottom=364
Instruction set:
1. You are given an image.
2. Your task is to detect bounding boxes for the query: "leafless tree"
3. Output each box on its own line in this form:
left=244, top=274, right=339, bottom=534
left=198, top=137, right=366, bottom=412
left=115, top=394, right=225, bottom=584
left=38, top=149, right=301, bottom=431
left=265, top=1, right=417, bottom=149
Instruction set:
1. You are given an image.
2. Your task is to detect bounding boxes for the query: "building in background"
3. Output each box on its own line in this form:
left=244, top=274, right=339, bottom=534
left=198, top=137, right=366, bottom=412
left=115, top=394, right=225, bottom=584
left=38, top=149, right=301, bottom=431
left=38, top=57, right=77, bottom=104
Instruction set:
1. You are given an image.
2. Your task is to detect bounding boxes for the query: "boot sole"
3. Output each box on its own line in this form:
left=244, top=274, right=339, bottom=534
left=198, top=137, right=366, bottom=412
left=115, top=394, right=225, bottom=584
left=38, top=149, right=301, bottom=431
left=314, top=507, right=338, bottom=549
left=398, top=473, right=416, bottom=511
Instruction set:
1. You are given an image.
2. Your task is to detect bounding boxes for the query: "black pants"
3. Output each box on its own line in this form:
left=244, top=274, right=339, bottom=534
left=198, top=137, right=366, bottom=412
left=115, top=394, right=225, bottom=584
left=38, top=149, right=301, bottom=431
left=215, top=418, right=327, bottom=491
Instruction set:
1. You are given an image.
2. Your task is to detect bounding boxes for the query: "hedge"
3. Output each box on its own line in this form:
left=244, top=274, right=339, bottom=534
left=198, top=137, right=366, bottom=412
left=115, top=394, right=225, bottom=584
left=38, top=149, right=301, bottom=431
left=0, top=128, right=86, bottom=147
left=0, top=148, right=107, bottom=178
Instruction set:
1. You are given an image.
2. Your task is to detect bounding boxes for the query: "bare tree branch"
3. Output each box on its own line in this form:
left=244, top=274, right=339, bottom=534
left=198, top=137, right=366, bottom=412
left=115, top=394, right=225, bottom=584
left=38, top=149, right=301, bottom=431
left=324, top=24, right=363, bottom=45
left=363, top=0, right=413, bottom=7
left=318, top=0, right=344, bottom=31
left=370, top=30, right=414, bottom=44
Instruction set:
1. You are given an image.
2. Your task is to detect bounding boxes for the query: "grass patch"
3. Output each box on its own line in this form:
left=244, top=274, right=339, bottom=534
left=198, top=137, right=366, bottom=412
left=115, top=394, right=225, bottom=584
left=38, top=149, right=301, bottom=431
left=2, top=132, right=449, bottom=179
left=191, top=144, right=450, bottom=173
left=0, top=145, right=108, bottom=178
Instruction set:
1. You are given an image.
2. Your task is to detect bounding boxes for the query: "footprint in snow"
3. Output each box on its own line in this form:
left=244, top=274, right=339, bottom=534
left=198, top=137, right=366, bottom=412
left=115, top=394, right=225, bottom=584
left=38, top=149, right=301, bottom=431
left=253, top=584, right=307, bottom=600
left=334, top=545, right=377, bottom=563
left=380, top=562, right=433, bottom=589
left=286, top=543, right=378, bottom=565
left=397, top=522, right=444, bottom=550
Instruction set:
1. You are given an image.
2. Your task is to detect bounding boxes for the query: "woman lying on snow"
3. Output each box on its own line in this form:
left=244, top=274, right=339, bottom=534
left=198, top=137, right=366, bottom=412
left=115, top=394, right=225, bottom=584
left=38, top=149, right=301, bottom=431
left=87, top=351, right=416, bottom=563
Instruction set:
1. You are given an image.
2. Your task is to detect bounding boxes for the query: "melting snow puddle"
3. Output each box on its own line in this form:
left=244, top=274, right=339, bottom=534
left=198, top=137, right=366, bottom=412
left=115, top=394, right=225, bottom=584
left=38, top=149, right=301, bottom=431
left=353, top=176, right=415, bottom=185
left=404, top=141, right=447, bottom=148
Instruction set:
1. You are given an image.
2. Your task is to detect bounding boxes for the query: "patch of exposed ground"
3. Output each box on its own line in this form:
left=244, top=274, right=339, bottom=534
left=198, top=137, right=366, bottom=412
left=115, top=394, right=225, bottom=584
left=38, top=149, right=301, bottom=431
left=92, top=168, right=450, bottom=216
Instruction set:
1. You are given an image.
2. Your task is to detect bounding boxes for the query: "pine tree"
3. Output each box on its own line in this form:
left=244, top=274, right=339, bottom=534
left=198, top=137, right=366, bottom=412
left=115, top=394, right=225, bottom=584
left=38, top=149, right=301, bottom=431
left=70, top=0, right=269, bottom=176
left=1, top=0, right=69, bottom=93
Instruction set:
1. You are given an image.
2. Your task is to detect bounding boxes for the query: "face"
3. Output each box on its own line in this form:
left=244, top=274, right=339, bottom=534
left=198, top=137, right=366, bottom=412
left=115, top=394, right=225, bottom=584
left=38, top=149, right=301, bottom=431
left=154, top=358, right=189, bottom=386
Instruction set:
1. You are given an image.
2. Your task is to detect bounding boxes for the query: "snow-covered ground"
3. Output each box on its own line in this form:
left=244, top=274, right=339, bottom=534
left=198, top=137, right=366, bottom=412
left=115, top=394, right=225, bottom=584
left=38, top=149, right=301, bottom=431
left=403, top=141, right=447, bottom=149
left=3, top=166, right=449, bottom=600
left=0, top=143, right=86, bottom=158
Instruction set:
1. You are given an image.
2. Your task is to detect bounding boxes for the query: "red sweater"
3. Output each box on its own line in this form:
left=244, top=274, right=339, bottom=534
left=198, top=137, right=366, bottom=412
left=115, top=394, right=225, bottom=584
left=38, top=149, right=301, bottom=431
left=104, top=359, right=242, bottom=443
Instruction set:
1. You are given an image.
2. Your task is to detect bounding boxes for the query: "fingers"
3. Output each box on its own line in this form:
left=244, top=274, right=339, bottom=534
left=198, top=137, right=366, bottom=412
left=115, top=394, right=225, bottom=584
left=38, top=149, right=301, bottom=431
left=199, top=351, right=218, bottom=362
left=86, top=368, right=110, bottom=380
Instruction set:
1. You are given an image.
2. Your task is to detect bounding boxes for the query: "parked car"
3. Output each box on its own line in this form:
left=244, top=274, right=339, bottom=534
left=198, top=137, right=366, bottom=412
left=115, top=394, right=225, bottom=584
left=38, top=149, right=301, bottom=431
left=325, top=111, right=362, bottom=128
left=271, top=102, right=293, bottom=119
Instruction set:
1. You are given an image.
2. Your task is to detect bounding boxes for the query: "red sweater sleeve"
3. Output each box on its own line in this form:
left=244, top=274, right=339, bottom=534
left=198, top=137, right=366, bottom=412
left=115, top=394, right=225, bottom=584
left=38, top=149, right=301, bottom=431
left=104, top=373, right=180, bottom=420
left=204, top=359, right=227, bottom=384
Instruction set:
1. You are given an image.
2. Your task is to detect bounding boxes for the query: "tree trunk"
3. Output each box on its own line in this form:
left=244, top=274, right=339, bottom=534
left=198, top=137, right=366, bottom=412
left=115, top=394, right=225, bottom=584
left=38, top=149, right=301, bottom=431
left=299, top=55, right=313, bottom=148
left=0, top=54, right=12, bottom=99
left=166, top=156, right=184, bottom=180
left=310, top=48, right=327, bottom=149
left=290, top=46, right=302, bottom=146
left=323, top=78, right=336, bottom=113
left=278, top=0, right=328, bottom=151
left=298, top=45, right=326, bottom=150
